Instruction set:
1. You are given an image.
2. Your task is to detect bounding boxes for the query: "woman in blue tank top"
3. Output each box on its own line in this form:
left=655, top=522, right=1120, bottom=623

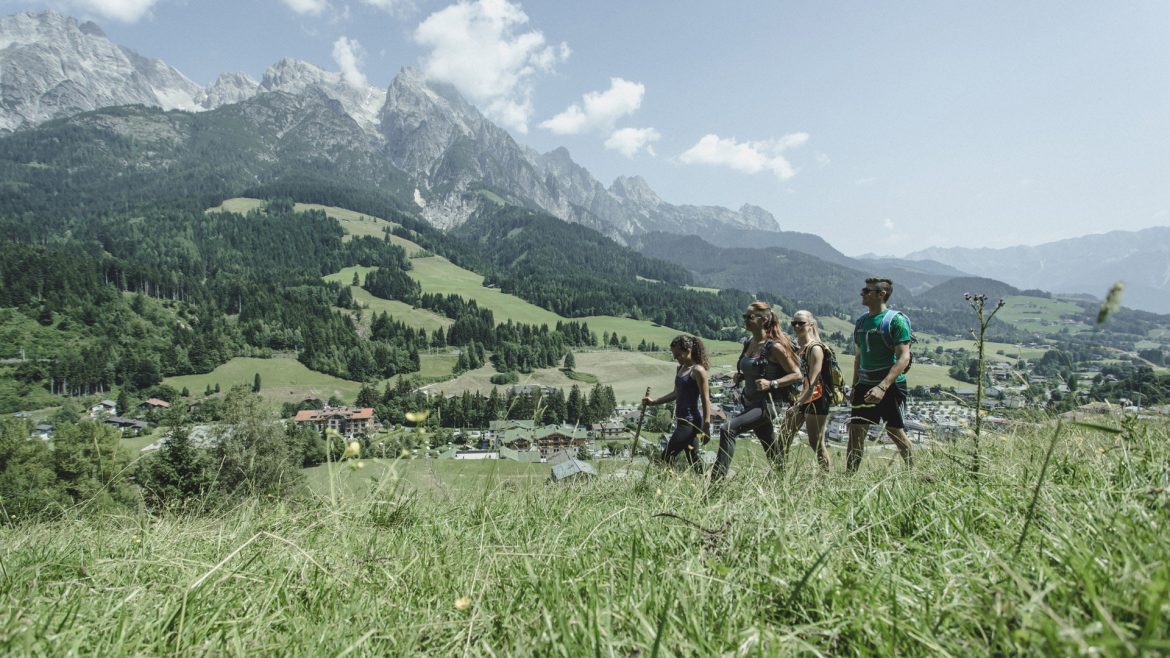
left=641, top=335, right=711, bottom=473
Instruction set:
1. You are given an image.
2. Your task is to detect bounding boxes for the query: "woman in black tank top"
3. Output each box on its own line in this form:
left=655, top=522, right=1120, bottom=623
left=711, top=301, right=802, bottom=481
left=642, top=335, right=711, bottom=474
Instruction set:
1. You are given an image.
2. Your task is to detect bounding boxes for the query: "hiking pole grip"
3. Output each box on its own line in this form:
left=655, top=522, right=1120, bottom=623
left=629, top=386, right=652, bottom=460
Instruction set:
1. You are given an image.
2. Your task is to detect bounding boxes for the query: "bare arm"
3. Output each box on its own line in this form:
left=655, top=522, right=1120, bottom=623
left=797, top=345, right=823, bottom=405
left=866, top=342, right=911, bottom=403
left=642, top=389, right=677, bottom=407
left=877, top=343, right=911, bottom=392
left=694, top=365, right=712, bottom=429
left=765, top=341, right=802, bottom=389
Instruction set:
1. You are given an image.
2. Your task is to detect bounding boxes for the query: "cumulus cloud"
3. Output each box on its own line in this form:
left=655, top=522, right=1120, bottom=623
left=678, top=133, right=809, bottom=180
left=68, top=0, right=159, bottom=22
left=414, top=0, right=569, bottom=133
left=540, top=78, right=645, bottom=135
left=362, top=0, right=407, bottom=11
left=605, top=127, right=661, bottom=158
left=332, top=37, right=367, bottom=89
left=281, top=0, right=329, bottom=16
left=882, top=218, right=896, bottom=231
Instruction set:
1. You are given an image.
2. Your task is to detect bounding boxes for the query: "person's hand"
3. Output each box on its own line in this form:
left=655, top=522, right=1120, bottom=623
left=864, top=385, right=887, bottom=403
left=641, top=395, right=654, bottom=406
left=754, top=378, right=772, bottom=391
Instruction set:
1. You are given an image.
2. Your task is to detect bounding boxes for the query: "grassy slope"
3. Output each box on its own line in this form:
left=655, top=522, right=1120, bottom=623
left=164, top=357, right=361, bottom=406
left=3, top=420, right=1169, bottom=655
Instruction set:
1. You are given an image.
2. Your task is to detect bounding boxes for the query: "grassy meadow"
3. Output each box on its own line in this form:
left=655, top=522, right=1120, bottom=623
left=164, top=357, right=362, bottom=407
left=3, top=419, right=1169, bottom=655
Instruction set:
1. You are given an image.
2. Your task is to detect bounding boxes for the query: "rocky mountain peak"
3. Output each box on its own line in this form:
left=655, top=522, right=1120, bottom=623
left=0, top=10, right=201, bottom=133
left=738, top=204, right=779, bottom=230
left=259, top=58, right=385, bottom=136
left=610, top=176, right=663, bottom=208
left=196, top=72, right=259, bottom=109
left=77, top=19, right=105, bottom=37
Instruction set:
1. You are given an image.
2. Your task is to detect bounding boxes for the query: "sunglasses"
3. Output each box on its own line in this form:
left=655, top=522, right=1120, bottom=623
left=790, top=320, right=807, bottom=327
left=861, top=288, right=881, bottom=294
left=742, top=313, right=757, bottom=320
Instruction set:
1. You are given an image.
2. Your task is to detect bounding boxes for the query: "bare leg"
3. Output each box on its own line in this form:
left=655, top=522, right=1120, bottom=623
left=886, top=427, right=914, bottom=467
left=804, top=413, right=830, bottom=472
left=847, top=422, right=869, bottom=473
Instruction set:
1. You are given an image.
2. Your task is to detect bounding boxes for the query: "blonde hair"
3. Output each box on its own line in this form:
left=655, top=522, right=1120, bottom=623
left=793, top=310, right=823, bottom=346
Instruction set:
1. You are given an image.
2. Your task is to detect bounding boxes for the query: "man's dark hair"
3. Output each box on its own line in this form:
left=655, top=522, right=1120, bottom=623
left=866, top=277, right=894, bottom=302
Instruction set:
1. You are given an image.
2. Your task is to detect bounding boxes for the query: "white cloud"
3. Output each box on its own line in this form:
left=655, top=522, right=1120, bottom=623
left=815, top=152, right=831, bottom=167
left=414, top=0, right=569, bottom=133
left=678, top=133, right=809, bottom=180
left=68, top=0, right=159, bottom=22
left=332, top=37, right=367, bottom=89
left=362, top=0, right=407, bottom=12
left=281, top=0, right=329, bottom=16
left=605, top=127, right=661, bottom=158
left=540, top=78, right=645, bottom=135
left=882, top=218, right=896, bottom=231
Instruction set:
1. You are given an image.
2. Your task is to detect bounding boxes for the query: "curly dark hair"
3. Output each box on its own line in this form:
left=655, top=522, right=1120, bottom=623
left=670, top=334, right=709, bottom=369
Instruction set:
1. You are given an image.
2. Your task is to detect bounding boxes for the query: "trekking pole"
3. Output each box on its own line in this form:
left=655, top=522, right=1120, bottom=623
left=629, top=386, right=652, bottom=462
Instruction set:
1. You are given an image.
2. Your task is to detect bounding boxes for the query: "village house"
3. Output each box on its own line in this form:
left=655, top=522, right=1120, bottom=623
left=89, top=400, right=117, bottom=417
left=589, top=420, right=625, bottom=439
left=499, top=423, right=590, bottom=459
left=293, top=407, right=378, bottom=438
left=138, top=398, right=171, bottom=411
left=104, top=416, right=149, bottom=434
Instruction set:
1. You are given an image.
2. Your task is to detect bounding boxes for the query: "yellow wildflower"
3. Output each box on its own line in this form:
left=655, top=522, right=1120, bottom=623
left=454, top=596, right=471, bottom=611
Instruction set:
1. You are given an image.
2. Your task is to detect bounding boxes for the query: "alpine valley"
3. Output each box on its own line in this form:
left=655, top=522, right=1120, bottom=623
left=0, top=9, right=1167, bottom=416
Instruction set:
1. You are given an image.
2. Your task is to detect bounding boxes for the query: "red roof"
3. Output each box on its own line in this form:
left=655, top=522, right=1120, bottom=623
left=293, top=407, right=375, bottom=422
left=144, top=398, right=171, bottom=408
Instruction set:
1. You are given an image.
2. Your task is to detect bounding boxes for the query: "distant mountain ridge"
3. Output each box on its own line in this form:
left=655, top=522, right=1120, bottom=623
left=907, top=227, right=1170, bottom=314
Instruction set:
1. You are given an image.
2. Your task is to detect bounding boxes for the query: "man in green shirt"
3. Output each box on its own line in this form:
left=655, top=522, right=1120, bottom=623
left=848, top=277, right=914, bottom=472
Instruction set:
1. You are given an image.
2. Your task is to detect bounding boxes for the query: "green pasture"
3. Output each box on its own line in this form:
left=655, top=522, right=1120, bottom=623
left=324, top=266, right=452, bottom=333
left=995, top=295, right=1088, bottom=335
left=330, top=254, right=741, bottom=353
left=164, top=357, right=361, bottom=407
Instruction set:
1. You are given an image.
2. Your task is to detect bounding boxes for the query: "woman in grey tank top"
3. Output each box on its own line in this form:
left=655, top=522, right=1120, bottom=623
left=711, top=301, right=802, bottom=481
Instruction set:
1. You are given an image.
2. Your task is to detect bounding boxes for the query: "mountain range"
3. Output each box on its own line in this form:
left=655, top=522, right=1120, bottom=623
left=907, top=228, right=1170, bottom=314
left=2, top=10, right=1167, bottom=315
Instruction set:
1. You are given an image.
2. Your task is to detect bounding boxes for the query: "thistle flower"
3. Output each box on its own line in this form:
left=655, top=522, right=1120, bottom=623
left=343, top=441, right=361, bottom=459
left=1097, top=282, right=1125, bottom=325
left=454, top=596, right=471, bottom=611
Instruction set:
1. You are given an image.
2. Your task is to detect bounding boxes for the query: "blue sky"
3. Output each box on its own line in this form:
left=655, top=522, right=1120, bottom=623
left=4, top=0, right=1169, bottom=257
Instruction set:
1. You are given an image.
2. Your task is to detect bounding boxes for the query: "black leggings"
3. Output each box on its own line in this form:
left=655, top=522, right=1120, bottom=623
left=711, top=405, right=784, bottom=480
left=661, top=420, right=702, bottom=473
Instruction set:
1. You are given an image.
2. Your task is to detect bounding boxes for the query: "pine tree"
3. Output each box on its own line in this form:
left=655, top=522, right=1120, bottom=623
left=563, top=352, right=575, bottom=370
left=253, top=373, right=262, bottom=393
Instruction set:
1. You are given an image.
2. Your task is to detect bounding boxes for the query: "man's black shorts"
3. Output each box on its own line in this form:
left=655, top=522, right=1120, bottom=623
left=849, top=381, right=907, bottom=429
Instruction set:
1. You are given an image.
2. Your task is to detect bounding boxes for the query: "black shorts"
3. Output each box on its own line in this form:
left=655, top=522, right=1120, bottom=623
left=849, top=381, right=907, bottom=429
left=799, top=395, right=830, bottom=416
